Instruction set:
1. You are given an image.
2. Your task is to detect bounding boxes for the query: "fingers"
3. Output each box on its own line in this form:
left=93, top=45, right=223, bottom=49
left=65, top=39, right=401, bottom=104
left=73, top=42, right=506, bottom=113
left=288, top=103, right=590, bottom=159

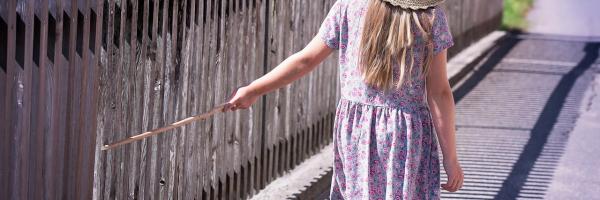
left=442, top=178, right=457, bottom=192
left=224, top=102, right=249, bottom=112
left=442, top=174, right=463, bottom=192
left=456, top=169, right=464, bottom=191
left=223, top=103, right=237, bottom=112
left=458, top=175, right=464, bottom=191
left=223, top=87, right=250, bottom=111
left=441, top=183, right=449, bottom=191
left=451, top=176, right=460, bottom=191
left=225, top=86, right=256, bottom=112
left=443, top=179, right=457, bottom=192
left=225, top=87, right=242, bottom=112
left=229, top=103, right=243, bottom=111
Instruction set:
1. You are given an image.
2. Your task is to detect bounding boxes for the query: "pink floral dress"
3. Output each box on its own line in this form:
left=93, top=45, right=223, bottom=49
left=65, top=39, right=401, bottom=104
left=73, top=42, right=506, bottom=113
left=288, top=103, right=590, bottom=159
left=318, top=0, right=454, bottom=199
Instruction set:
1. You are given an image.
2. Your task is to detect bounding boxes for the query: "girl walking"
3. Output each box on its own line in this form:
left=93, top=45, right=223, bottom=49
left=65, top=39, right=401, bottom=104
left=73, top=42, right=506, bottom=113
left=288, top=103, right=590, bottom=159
left=225, top=0, right=463, bottom=199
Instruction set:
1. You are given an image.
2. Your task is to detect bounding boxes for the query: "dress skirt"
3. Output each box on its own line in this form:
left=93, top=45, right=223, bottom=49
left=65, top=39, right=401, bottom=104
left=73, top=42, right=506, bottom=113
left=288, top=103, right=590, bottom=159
left=329, top=98, right=441, bottom=199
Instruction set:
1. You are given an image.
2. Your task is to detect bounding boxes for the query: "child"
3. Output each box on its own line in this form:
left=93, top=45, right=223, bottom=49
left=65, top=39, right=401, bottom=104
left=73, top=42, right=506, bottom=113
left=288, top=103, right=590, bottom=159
left=225, top=0, right=463, bottom=199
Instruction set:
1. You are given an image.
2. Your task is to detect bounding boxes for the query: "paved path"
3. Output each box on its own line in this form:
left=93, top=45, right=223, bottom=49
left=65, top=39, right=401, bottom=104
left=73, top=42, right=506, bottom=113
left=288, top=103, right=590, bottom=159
left=544, top=71, right=600, bottom=199
left=527, top=0, right=600, bottom=37
left=442, top=2, right=600, bottom=198
left=442, top=34, right=600, bottom=199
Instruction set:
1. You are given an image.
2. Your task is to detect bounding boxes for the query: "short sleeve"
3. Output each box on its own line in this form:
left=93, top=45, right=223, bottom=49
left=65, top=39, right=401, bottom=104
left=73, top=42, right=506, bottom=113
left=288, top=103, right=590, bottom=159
left=318, top=0, right=342, bottom=50
left=432, top=7, right=454, bottom=54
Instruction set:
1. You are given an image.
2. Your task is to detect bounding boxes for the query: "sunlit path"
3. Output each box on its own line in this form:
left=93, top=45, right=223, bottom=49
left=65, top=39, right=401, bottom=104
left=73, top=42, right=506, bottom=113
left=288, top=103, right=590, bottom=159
left=441, top=34, right=600, bottom=199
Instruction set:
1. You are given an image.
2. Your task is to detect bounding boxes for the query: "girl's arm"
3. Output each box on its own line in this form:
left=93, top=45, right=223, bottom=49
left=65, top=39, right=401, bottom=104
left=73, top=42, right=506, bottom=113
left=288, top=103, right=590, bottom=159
left=224, top=35, right=334, bottom=111
left=426, top=49, right=464, bottom=192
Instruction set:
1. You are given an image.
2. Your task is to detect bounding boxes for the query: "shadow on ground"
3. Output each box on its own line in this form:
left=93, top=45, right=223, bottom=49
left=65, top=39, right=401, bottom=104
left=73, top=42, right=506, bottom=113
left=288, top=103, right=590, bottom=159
left=443, top=33, right=599, bottom=199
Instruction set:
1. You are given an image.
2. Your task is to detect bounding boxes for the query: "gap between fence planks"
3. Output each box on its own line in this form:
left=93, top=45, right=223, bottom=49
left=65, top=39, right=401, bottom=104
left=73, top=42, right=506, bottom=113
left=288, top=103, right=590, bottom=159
left=101, top=102, right=231, bottom=151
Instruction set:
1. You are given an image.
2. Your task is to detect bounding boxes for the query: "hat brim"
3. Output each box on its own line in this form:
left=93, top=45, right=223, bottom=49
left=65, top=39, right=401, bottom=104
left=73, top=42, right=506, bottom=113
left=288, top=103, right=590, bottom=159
left=382, top=0, right=446, bottom=10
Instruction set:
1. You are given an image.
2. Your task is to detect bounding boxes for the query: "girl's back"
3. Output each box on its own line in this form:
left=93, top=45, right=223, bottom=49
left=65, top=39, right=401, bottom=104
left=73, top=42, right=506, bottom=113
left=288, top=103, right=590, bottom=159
left=319, top=0, right=453, bottom=109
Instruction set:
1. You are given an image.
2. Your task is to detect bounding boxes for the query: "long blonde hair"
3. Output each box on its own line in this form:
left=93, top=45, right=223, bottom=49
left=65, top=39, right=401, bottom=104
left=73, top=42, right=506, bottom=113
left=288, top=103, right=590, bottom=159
left=359, top=0, right=436, bottom=90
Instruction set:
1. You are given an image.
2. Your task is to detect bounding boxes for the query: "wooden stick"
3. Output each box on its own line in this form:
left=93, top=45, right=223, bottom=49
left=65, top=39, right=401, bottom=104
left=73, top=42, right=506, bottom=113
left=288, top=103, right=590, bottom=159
left=101, top=103, right=230, bottom=151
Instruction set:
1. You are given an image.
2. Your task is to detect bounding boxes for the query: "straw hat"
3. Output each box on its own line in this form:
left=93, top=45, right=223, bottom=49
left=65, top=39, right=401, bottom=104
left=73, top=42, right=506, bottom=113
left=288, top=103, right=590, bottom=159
left=381, top=0, right=445, bottom=10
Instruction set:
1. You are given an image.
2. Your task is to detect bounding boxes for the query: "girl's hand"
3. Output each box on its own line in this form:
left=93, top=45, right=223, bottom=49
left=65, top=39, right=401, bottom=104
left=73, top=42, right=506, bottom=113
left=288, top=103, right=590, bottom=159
left=224, top=86, right=260, bottom=112
left=442, top=158, right=464, bottom=192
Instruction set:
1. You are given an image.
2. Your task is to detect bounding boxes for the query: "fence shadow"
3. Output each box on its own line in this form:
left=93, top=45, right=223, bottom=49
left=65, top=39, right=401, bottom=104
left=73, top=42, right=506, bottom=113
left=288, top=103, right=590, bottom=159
left=442, top=34, right=598, bottom=199
left=494, top=42, right=600, bottom=199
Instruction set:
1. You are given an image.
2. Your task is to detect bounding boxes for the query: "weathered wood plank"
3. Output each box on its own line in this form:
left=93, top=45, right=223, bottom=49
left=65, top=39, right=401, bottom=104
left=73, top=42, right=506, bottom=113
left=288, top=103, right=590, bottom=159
left=196, top=0, right=211, bottom=198
left=183, top=0, right=200, bottom=198
left=199, top=0, right=213, bottom=196
left=174, top=0, right=189, bottom=198
left=89, top=0, right=104, bottom=199
left=126, top=0, right=141, bottom=198
left=222, top=0, right=232, bottom=185
left=216, top=0, right=226, bottom=187
left=0, top=10, right=8, bottom=199
left=26, top=6, right=39, bottom=200
left=115, top=0, right=128, bottom=198
left=206, top=0, right=218, bottom=193
left=53, top=0, right=71, bottom=199
left=98, top=0, right=115, bottom=198
left=31, top=2, right=49, bottom=199
left=74, top=2, right=98, bottom=199
left=147, top=0, right=164, bottom=198
left=16, top=0, right=34, bottom=198
left=63, top=0, right=82, bottom=197
left=135, top=0, right=151, bottom=198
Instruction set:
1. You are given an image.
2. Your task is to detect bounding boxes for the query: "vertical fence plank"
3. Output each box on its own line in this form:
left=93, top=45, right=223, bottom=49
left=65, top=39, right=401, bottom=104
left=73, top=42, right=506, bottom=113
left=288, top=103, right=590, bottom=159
left=230, top=0, right=241, bottom=193
left=27, top=4, right=40, bottom=200
left=186, top=0, right=201, bottom=198
left=98, top=0, right=115, bottom=198
left=199, top=0, right=212, bottom=196
left=54, top=0, right=69, bottom=199
left=197, top=0, right=211, bottom=198
left=75, top=1, right=94, bottom=199
left=115, top=0, right=127, bottom=198
left=18, top=0, right=34, bottom=197
left=176, top=0, right=190, bottom=198
left=0, top=6, right=8, bottom=199
left=135, top=0, right=151, bottom=198
left=63, top=0, right=79, bottom=197
left=207, top=0, right=218, bottom=194
left=147, top=0, right=165, bottom=198
left=90, top=0, right=104, bottom=198
left=30, top=2, right=47, bottom=199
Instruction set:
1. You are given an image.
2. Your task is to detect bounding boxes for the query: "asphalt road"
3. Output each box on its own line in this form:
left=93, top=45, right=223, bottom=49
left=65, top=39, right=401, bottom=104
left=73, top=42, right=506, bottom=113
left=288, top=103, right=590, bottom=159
left=440, top=2, right=600, bottom=198
left=441, top=34, right=600, bottom=199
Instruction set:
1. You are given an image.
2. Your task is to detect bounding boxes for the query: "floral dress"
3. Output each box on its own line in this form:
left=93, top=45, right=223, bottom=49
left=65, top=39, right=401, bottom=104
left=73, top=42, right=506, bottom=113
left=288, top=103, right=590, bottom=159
left=318, top=0, right=454, bottom=199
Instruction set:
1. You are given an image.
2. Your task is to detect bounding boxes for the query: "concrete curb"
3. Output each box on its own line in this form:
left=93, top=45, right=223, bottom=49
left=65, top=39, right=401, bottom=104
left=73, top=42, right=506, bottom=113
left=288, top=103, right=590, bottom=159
left=250, top=31, right=508, bottom=200
left=250, top=144, right=335, bottom=200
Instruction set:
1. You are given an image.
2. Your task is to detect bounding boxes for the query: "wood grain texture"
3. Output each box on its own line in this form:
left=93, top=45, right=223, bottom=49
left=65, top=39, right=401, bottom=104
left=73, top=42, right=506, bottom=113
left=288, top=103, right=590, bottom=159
left=0, top=0, right=102, bottom=199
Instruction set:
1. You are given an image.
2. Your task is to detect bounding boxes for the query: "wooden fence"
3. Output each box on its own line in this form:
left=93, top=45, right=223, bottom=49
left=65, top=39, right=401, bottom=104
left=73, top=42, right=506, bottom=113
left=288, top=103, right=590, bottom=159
left=443, top=0, right=504, bottom=57
left=93, top=0, right=338, bottom=199
left=0, top=0, right=502, bottom=199
left=1, top=0, right=103, bottom=199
